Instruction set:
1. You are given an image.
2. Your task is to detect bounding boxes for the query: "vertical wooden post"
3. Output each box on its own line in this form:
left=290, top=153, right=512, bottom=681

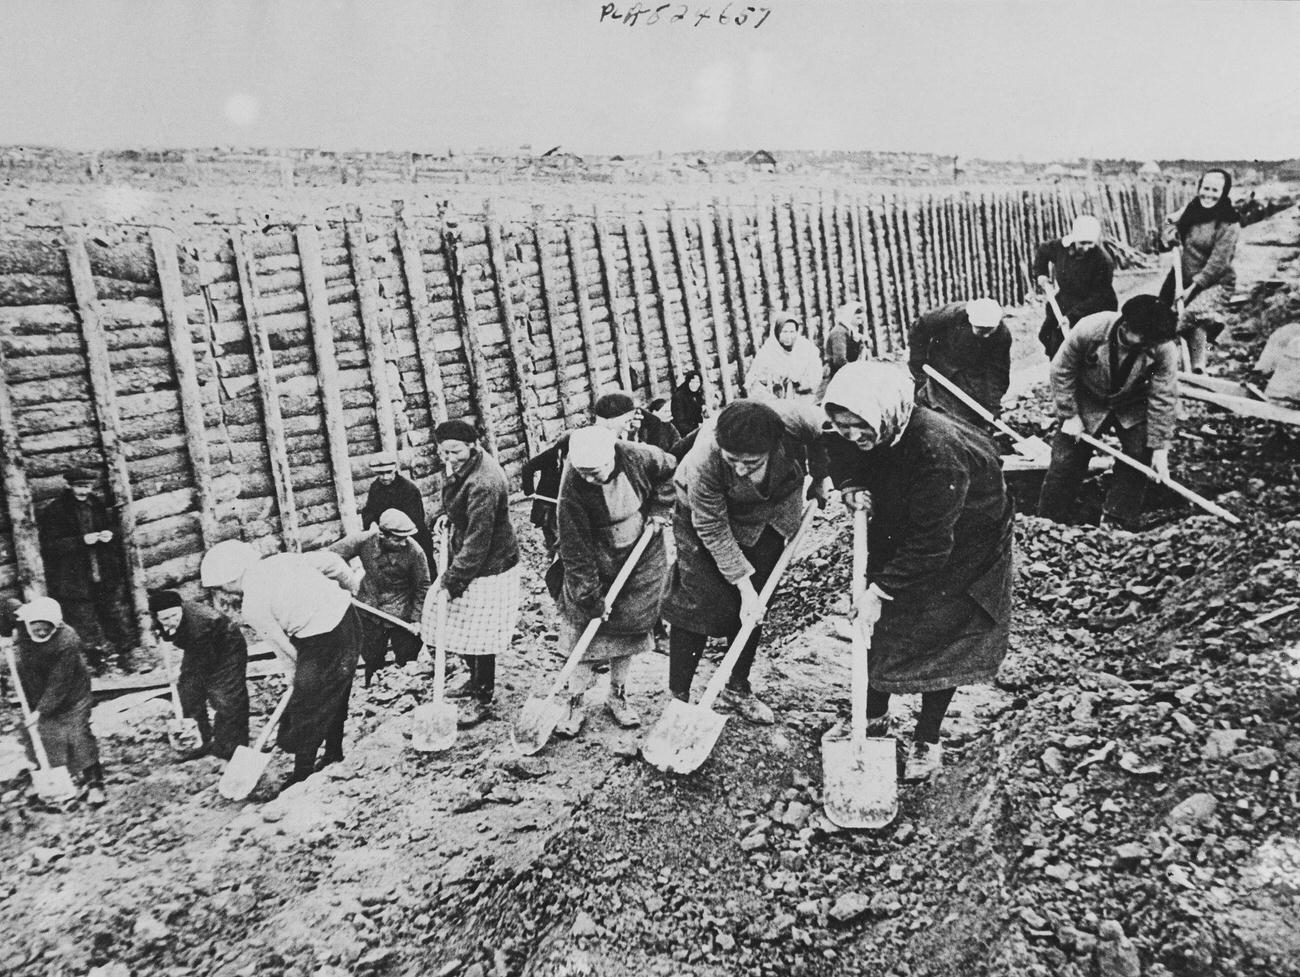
left=345, top=218, right=399, bottom=457
left=442, top=225, right=500, bottom=455
left=486, top=204, right=543, bottom=456
left=863, top=200, right=894, bottom=353
left=786, top=198, right=812, bottom=329
left=532, top=211, right=575, bottom=426
left=149, top=227, right=218, bottom=548
left=643, top=213, right=687, bottom=388
left=895, top=197, right=919, bottom=322
left=719, top=201, right=758, bottom=390
left=805, top=202, right=830, bottom=349
left=0, top=346, right=46, bottom=597
left=395, top=214, right=449, bottom=426
left=755, top=199, right=781, bottom=315
left=62, top=227, right=153, bottom=648
left=297, top=222, right=361, bottom=534
left=592, top=206, right=634, bottom=393
left=622, top=213, right=662, bottom=398
left=665, top=205, right=714, bottom=406
left=564, top=214, right=606, bottom=403
left=232, top=231, right=300, bottom=551
left=832, top=195, right=855, bottom=316
left=697, top=205, right=736, bottom=403
left=921, top=196, right=942, bottom=307
left=877, top=197, right=906, bottom=344
left=848, top=197, right=879, bottom=356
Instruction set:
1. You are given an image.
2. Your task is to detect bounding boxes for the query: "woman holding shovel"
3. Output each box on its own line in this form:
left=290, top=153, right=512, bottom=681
left=664, top=399, right=829, bottom=724
left=551, top=425, right=676, bottom=736
left=821, top=362, right=1014, bottom=781
left=425, top=420, right=522, bottom=729
left=1159, top=168, right=1241, bottom=374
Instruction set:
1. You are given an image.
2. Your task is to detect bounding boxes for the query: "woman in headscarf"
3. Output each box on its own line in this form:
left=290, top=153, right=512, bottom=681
left=1159, top=168, right=1242, bottom=373
left=423, top=420, right=522, bottom=727
left=1032, top=214, right=1118, bottom=359
left=746, top=309, right=824, bottom=404
left=552, top=425, right=676, bottom=736
left=821, top=362, right=1014, bottom=781
left=671, top=371, right=707, bottom=437
left=663, top=398, right=829, bottom=724
left=635, top=398, right=682, bottom=454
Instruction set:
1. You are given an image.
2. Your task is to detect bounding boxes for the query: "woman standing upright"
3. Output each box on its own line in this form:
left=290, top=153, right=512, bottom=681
left=746, top=309, right=824, bottom=405
left=426, top=420, right=522, bottom=727
left=671, top=371, right=707, bottom=437
left=821, top=362, right=1014, bottom=780
left=1032, top=214, right=1118, bottom=359
left=1160, top=168, right=1241, bottom=373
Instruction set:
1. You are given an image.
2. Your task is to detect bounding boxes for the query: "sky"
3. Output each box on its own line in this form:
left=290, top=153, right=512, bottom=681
left=1, top=0, right=1297, bottom=161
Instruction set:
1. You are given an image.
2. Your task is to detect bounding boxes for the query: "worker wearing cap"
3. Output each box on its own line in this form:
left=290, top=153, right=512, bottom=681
left=200, top=540, right=362, bottom=786
left=37, top=466, right=135, bottom=672
left=10, top=597, right=106, bottom=807
left=360, top=452, right=434, bottom=572
left=330, top=508, right=431, bottom=686
left=148, top=589, right=250, bottom=762
left=1032, top=215, right=1118, bottom=359
left=908, top=298, right=1012, bottom=429
left=551, top=425, right=676, bottom=736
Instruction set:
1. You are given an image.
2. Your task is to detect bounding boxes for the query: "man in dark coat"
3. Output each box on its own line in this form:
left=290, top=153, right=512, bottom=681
left=149, top=590, right=250, bottom=761
left=360, top=453, right=435, bottom=573
left=907, top=299, right=1011, bottom=428
left=37, top=466, right=135, bottom=672
left=1033, top=215, right=1118, bottom=359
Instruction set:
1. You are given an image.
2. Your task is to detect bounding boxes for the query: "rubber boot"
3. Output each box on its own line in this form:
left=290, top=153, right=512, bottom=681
left=606, top=684, right=641, bottom=729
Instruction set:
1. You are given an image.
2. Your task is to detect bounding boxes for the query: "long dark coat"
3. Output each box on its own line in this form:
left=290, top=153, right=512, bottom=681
left=360, top=473, right=434, bottom=569
left=170, top=599, right=250, bottom=759
left=37, top=490, right=126, bottom=599
left=824, top=407, right=1014, bottom=693
left=440, top=448, right=520, bottom=600
left=907, top=303, right=1012, bottom=423
left=14, top=625, right=99, bottom=775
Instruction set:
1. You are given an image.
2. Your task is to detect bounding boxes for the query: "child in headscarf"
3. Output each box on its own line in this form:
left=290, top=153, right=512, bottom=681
left=821, top=362, right=1014, bottom=781
left=746, top=309, right=824, bottom=404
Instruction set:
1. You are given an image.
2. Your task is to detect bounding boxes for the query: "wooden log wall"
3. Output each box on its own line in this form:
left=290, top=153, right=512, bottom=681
left=0, top=182, right=1185, bottom=618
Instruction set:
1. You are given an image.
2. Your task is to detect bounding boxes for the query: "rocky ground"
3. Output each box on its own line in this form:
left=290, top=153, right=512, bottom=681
left=2, top=207, right=1299, bottom=977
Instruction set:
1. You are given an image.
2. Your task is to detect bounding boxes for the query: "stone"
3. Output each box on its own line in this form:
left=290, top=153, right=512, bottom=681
left=88, top=966, right=131, bottom=977
left=571, top=911, right=598, bottom=937
left=780, top=802, right=812, bottom=828
left=1202, top=728, right=1247, bottom=759
left=1232, top=747, right=1279, bottom=772
left=1167, top=793, right=1218, bottom=827
left=1041, top=747, right=1066, bottom=776
left=133, top=913, right=169, bottom=943
left=740, top=832, right=767, bottom=852
left=1019, top=908, right=1048, bottom=930
left=1113, top=842, right=1149, bottom=866
left=1095, top=920, right=1140, bottom=977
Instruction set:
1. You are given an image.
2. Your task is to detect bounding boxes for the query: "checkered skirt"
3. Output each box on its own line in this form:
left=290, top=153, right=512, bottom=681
left=422, top=564, right=522, bottom=657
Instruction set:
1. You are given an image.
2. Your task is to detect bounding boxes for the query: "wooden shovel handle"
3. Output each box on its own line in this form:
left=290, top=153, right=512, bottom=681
left=699, top=502, right=819, bottom=710
left=4, top=639, right=54, bottom=771
left=922, top=364, right=1036, bottom=449
left=1076, top=432, right=1240, bottom=525
left=849, top=508, right=871, bottom=743
left=250, top=684, right=295, bottom=754
left=351, top=599, right=420, bottom=636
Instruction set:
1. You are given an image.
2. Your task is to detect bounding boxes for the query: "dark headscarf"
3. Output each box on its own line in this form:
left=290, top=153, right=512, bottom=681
left=1175, top=169, right=1241, bottom=240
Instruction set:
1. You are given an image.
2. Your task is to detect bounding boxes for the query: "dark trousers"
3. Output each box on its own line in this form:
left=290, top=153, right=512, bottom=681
left=290, top=686, right=351, bottom=781
left=1037, top=418, right=1151, bottom=526
left=60, top=586, right=133, bottom=669
left=462, top=655, right=496, bottom=702
left=866, top=687, right=957, bottom=744
left=359, top=618, right=422, bottom=685
left=283, top=608, right=361, bottom=780
left=178, top=654, right=250, bottom=760
left=668, top=623, right=763, bottom=700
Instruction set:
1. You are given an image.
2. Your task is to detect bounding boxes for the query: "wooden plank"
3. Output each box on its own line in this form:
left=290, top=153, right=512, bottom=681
left=592, top=206, right=634, bottom=394
left=1179, top=383, right=1300, bottom=426
left=443, top=226, right=500, bottom=454
left=486, top=202, right=544, bottom=455
left=819, top=195, right=841, bottom=323
left=805, top=202, right=830, bottom=350
left=753, top=200, right=782, bottom=347
left=296, top=222, right=360, bottom=534
left=642, top=214, right=686, bottom=388
left=62, top=227, right=154, bottom=648
left=719, top=201, right=758, bottom=391
left=697, top=205, right=735, bottom=403
left=149, top=227, right=217, bottom=549
left=345, top=219, right=398, bottom=456
left=0, top=344, right=46, bottom=597
left=665, top=205, right=712, bottom=398
left=621, top=212, right=662, bottom=399
left=848, top=197, right=879, bottom=357
left=832, top=194, right=855, bottom=317
left=231, top=230, right=301, bottom=551
left=532, top=213, right=575, bottom=425
left=860, top=199, right=891, bottom=355
left=564, top=215, right=605, bottom=404
left=395, top=214, right=449, bottom=426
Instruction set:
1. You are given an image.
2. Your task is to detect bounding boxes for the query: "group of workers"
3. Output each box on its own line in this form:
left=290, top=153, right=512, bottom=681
left=4, top=168, right=1242, bottom=808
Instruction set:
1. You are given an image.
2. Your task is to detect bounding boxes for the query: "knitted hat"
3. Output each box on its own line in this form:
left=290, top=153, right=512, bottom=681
left=378, top=508, right=418, bottom=537
left=715, top=400, right=786, bottom=454
left=64, top=466, right=97, bottom=485
left=593, top=391, right=636, bottom=421
left=1121, top=295, right=1178, bottom=344
left=148, top=590, right=183, bottom=615
left=434, top=420, right=479, bottom=445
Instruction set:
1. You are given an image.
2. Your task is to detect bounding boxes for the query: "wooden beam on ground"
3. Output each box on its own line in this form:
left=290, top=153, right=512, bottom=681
left=443, top=226, right=500, bottom=454
left=622, top=212, right=662, bottom=399
left=231, top=230, right=301, bottom=551
left=395, top=214, right=449, bottom=426
left=1179, top=383, right=1300, bottom=426
left=486, top=203, right=544, bottom=456
left=532, top=212, right=575, bottom=426
left=0, top=344, right=46, bottom=597
left=63, top=226, right=154, bottom=649
left=592, top=206, right=634, bottom=393
left=296, top=222, right=360, bottom=534
left=345, top=219, right=399, bottom=457
left=149, top=227, right=218, bottom=549
left=564, top=214, right=605, bottom=404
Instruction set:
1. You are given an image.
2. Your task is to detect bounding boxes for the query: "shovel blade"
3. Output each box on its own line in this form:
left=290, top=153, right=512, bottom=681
left=513, top=695, right=566, bottom=756
left=1015, top=436, right=1052, bottom=466
left=641, top=699, right=728, bottom=775
left=217, top=746, right=272, bottom=801
left=821, top=729, right=899, bottom=829
left=32, top=765, right=78, bottom=804
left=409, top=702, right=458, bottom=753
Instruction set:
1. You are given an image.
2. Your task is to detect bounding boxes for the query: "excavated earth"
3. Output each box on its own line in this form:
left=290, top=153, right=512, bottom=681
left=3, top=206, right=1300, bottom=977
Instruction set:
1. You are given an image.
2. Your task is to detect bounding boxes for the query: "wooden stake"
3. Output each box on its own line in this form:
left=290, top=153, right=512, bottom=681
left=0, top=344, right=46, bottom=597
left=532, top=212, right=575, bottom=426
left=486, top=203, right=544, bottom=456
left=592, top=206, right=634, bottom=393
left=231, top=231, right=300, bottom=551
left=395, top=214, right=449, bottom=425
left=806, top=201, right=830, bottom=349
left=787, top=198, right=812, bottom=329
left=697, top=205, right=735, bottom=403
left=63, top=227, right=154, bottom=647
left=755, top=198, right=781, bottom=315
left=149, top=227, right=217, bottom=549
left=564, top=215, right=606, bottom=405
left=345, top=219, right=399, bottom=457
left=848, top=197, right=880, bottom=356
left=832, top=195, right=855, bottom=315
left=722, top=202, right=762, bottom=373
left=666, top=206, right=714, bottom=406
left=443, top=226, right=500, bottom=455
left=642, top=214, right=686, bottom=388
left=864, top=200, right=894, bottom=353
left=622, top=213, right=661, bottom=398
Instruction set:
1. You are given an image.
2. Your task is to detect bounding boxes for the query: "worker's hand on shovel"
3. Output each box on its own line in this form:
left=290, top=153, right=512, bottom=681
left=1060, top=416, right=1085, bottom=440
left=847, top=586, right=885, bottom=630
left=737, top=576, right=762, bottom=626
left=841, top=488, right=874, bottom=516
left=24, top=709, right=40, bottom=728
left=1150, top=448, right=1171, bottom=481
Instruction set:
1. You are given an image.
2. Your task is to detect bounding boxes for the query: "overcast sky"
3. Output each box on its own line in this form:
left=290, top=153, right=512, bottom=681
left=2, top=0, right=1297, bottom=161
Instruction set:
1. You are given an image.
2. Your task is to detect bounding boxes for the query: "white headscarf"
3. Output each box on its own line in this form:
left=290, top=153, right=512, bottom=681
left=821, top=362, right=915, bottom=448
left=568, top=425, right=618, bottom=468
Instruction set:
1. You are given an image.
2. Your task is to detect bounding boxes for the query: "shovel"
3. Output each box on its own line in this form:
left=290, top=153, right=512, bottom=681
left=4, top=640, right=78, bottom=804
left=922, top=364, right=1051, bottom=464
left=1044, top=279, right=1070, bottom=337
left=160, top=639, right=202, bottom=753
left=514, top=523, right=659, bottom=755
left=1172, top=246, right=1193, bottom=372
left=821, top=508, right=898, bottom=829
left=218, top=682, right=294, bottom=801
left=411, top=527, right=457, bottom=752
left=642, top=502, right=819, bottom=775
